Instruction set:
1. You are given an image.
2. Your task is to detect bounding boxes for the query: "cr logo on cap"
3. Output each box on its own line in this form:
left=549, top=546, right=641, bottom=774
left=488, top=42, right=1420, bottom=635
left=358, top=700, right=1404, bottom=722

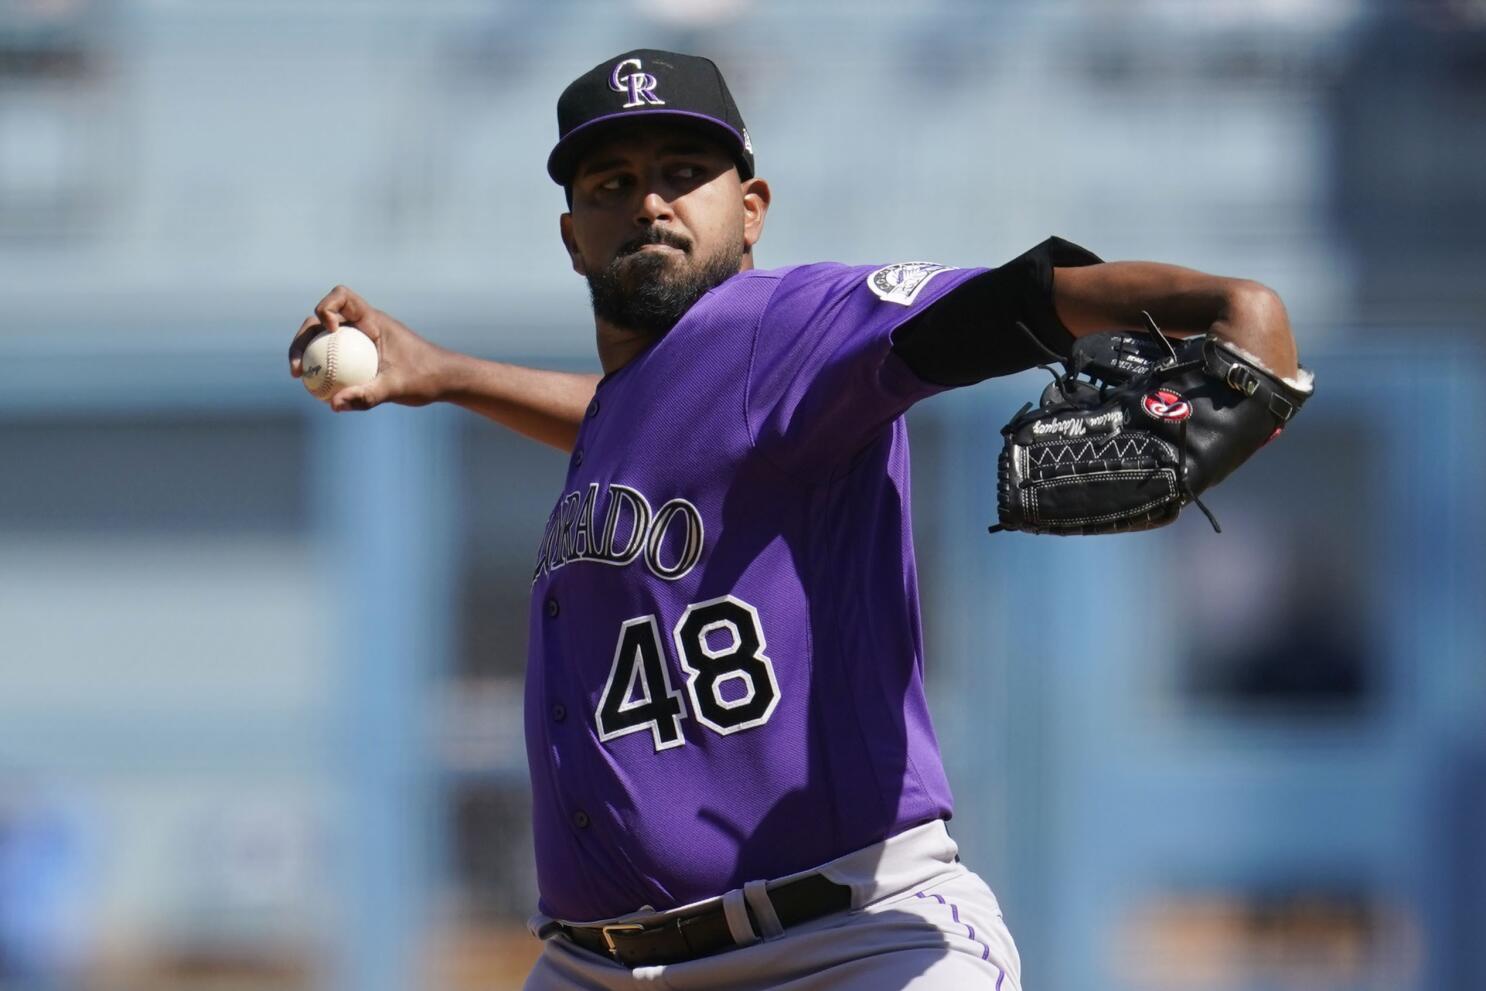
left=610, top=58, right=666, bottom=109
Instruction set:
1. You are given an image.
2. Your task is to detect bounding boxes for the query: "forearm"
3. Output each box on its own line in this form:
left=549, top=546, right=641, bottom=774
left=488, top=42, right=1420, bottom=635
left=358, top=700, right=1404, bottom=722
left=441, top=352, right=599, bottom=452
left=1053, top=262, right=1300, bottom=381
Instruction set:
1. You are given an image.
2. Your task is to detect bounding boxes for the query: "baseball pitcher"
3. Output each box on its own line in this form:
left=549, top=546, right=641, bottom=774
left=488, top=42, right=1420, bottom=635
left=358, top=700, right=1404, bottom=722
left=288, top=49, right=1312, bottom=990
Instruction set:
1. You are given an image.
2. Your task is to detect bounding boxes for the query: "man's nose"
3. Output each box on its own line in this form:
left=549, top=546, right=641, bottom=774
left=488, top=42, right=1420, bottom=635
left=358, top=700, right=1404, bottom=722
left=635, top=189, right=674, bottom=225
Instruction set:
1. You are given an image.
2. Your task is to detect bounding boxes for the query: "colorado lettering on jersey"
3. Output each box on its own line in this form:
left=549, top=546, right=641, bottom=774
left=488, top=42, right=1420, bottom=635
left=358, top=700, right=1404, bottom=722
left=533, top=482, right=705, bottom=583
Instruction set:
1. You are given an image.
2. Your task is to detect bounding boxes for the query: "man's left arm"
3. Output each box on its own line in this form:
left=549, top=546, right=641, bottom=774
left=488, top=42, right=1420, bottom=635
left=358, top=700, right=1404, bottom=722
left=1052, top=261, right=1300, bottom=381
left=889, top=237, right=1303, bottom=387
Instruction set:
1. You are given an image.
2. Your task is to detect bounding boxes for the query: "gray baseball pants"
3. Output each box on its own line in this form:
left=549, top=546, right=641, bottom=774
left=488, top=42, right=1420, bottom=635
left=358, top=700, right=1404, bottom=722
left=522, top=820, right=1021, bottom=990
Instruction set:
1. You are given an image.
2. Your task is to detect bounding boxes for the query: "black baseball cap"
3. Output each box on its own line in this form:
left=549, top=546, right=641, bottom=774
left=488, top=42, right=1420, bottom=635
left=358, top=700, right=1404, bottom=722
left=547, top=49, right=755, bottom=186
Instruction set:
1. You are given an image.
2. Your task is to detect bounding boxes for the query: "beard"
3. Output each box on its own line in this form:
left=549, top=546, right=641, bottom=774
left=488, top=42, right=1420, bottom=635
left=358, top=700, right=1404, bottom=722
left=586, top=227, right=745, bottom=338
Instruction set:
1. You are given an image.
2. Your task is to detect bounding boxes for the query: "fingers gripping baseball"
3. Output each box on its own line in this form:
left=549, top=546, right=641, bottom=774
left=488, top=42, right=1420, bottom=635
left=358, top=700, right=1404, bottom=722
left=289, top=286, right=453, bottom=411
left=289, top=287, right=377, bottom=376
left=315, top=285, right=370, bottom=335
left=329, top=378, right=390, bottom=412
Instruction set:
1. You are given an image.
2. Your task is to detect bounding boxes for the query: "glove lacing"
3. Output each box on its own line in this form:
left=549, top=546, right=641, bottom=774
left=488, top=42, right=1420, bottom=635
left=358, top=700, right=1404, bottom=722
left=1000, top=316, right=1222, bottom=534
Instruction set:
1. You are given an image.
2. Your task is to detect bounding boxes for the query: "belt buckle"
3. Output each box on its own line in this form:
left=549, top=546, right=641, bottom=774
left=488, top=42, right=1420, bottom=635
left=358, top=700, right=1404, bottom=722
left=601, top=922, right=646, bottom=956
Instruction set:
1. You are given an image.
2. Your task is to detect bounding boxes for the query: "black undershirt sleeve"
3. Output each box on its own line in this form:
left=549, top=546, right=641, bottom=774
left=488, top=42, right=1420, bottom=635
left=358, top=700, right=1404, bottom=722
left=889, top=236, right=1104, bottom=387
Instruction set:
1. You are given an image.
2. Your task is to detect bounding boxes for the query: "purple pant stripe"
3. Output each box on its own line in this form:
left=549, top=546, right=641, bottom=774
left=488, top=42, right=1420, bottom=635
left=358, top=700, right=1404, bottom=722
left=948, top=901, right=978, bottom=942
left=914, top=890, right=998, bottom=967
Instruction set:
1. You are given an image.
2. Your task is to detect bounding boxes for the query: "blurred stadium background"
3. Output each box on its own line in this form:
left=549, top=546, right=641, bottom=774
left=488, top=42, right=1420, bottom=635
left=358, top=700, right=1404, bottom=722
left=2, top=0, right=1483, bottom=989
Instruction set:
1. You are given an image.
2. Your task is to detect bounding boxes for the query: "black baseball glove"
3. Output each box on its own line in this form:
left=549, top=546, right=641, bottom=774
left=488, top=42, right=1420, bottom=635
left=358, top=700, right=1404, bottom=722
left=990, top=314, right=1313, bottom=536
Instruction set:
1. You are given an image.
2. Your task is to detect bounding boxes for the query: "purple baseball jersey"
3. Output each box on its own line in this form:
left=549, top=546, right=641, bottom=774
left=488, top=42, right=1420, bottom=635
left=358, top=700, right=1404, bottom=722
left=526, top=260, right=990, bottom=922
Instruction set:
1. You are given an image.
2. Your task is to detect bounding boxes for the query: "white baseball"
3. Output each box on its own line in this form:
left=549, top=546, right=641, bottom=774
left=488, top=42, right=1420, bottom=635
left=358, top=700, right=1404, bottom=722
left=301, top=325, right=379, bottom=400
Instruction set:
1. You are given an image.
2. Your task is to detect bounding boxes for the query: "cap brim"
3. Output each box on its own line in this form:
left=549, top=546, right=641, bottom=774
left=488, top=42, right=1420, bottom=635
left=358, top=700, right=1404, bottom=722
left=547, top=109, right=753, bottom=185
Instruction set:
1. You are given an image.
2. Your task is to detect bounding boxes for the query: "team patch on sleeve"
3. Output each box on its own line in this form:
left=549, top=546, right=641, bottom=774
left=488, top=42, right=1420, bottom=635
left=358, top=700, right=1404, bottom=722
left=866, top=262, right=958, bottom=306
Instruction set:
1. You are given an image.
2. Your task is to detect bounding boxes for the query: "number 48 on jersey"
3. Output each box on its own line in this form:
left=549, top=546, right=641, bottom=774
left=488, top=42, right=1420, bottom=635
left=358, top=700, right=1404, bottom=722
left=595, top=595, right=780, bottom=752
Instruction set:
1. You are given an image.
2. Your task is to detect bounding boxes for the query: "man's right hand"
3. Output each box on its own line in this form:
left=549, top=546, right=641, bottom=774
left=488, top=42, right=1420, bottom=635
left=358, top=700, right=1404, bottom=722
left=288, top=285, right=452, bottom=412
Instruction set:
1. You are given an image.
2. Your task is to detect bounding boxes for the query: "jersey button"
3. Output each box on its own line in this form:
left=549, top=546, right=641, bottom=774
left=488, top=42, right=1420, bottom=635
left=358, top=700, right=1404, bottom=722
left=551, top=703, right=567, bottom=722
left=586, top=398, right=600, bottom=418
left=572, top=810, right=590, bottom=829
left=573, top=448, right=583, bottom=467
left=545, top=597, right=559, bottom=618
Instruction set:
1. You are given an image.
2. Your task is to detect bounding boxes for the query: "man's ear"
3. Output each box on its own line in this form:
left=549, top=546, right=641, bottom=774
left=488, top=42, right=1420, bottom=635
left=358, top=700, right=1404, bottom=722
left=741, top=178, right=771, bottom=253
left=559, top=213, right=587, bottom=277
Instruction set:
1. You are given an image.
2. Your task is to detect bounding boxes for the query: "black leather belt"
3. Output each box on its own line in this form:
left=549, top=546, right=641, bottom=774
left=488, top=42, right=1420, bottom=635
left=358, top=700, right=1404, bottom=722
left=549, top=873, right=852, bottom=967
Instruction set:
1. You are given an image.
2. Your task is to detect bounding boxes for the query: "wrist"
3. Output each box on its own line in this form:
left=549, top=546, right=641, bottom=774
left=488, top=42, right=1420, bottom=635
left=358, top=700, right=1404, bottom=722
left=432, top=347, right=477, bottom=404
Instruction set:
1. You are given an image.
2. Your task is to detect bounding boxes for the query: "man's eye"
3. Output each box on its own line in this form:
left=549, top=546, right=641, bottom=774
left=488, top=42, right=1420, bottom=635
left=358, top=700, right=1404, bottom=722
left=672, top=165, right=699, bottom=180
left=599, top=176, right=626, bottom=191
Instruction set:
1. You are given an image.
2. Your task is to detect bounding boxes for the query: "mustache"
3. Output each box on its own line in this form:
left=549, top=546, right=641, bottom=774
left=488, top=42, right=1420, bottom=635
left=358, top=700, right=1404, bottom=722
left=617, top=227, right=693, bottom=257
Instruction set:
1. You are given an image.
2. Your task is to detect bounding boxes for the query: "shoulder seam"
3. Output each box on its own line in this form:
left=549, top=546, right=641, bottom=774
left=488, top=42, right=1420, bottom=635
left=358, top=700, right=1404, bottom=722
left=742, top=275, right=784, bottom=459
left=743, top=273, right=814, bottom=488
